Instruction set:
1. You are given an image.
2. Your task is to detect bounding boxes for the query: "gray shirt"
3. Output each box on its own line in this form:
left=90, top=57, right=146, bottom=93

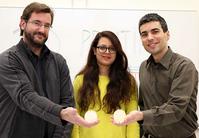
left=139, top=48, right=198, bottom=138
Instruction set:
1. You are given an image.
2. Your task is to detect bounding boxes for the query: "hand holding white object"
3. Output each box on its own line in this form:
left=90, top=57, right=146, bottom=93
left=113, top=109, right=126, bottom=124
left=60, top=107, right=99, bottom=127
left=84, top=110, right=98, bottom=122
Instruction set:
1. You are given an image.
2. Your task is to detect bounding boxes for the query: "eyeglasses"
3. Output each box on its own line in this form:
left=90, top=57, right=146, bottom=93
left=28, top=20, right=52, bottom=30
left=96, top=45, right=116, bottom=54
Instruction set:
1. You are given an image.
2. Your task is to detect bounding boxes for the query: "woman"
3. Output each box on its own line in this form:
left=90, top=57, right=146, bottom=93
left=71, top=31, right=139, bottom=138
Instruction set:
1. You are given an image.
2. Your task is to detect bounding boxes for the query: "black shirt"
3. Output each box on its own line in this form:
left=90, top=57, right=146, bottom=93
left=24, top=42, right=50, bottom=97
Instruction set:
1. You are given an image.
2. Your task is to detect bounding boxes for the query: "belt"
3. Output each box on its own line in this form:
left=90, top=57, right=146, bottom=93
left=143, top=133, right=196, bottom=138
left=187, top=133, right=196, bottom=138
left=143, top=133, right=155, bottom=138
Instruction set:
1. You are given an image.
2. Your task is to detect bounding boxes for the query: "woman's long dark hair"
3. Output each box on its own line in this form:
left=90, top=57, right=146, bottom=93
left=77, top=31, right=136, bottom=114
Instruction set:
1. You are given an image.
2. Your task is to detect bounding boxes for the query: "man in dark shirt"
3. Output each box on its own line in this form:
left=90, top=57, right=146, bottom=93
left=113, top=13, right=198, bottom=138
left=0, top=2, right=98, bottom=138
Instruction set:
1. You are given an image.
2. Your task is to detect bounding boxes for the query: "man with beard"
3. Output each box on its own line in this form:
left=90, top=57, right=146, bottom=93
left=0, top=2, right=98, bottom=138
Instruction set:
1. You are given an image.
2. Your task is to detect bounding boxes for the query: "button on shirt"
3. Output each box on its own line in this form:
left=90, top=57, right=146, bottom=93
left=139, top=48, right=198, bottom=138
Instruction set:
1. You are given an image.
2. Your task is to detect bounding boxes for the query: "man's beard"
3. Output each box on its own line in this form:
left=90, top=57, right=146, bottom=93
left=24, top=31, right=48, bottom=48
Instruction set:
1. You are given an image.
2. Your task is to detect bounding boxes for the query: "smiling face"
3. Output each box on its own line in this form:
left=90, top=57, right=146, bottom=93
left=20, top=12, right=52, bottom=48
left=140, top=21, right=170, bottom=62
left=93, top=37, right=116, bottom=70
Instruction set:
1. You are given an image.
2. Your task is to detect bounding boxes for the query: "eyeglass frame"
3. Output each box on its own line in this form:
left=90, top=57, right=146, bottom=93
left=96, top=45, right=116, bottom=54
left=27, top=20, right=52, bottom=30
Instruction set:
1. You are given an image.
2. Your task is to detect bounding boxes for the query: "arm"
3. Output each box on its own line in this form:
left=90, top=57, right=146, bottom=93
left=114, top=60, right=198, bottom=126
left=0, top=51, right=98, bottom=129
left=60, top=74, right=98, bottom=127
left=142, top=61, right=198, bottom=126
left=0, top=52, right=64, bottom=126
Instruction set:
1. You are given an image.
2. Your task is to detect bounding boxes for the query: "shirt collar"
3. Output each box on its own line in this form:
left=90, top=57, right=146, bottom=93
left=20, top=39, right=50, bottom=59
left=146, top=47, right=173, bottom=70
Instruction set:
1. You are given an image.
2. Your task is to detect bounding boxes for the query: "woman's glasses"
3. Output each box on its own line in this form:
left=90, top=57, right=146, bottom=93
left=96, top=45, right=116, bottom=54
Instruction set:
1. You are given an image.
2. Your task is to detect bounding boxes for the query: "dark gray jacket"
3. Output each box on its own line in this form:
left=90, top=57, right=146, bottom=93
left=0, top=40, right=75, bottom=138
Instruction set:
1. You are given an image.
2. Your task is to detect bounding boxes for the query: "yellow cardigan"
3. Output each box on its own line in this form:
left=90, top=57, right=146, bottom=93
left=71, top=75, right=140, bottom=138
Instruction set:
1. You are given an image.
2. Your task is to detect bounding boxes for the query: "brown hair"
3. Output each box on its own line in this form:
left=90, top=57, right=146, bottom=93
left=20, top=2, right=54, bottom=36
left=77, top=31, right=137, bottom=114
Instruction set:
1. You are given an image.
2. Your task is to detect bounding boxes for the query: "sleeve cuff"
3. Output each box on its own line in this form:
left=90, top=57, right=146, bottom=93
left=142, top=110, right=154, bottom=125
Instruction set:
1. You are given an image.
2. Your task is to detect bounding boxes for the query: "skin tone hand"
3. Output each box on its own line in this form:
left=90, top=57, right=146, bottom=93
left=112, top=111, right=143, bottom=126
left=60, top=107, right=99, bottom=127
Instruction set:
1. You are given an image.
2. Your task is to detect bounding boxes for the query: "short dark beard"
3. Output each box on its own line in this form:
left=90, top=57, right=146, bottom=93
left=24, top=31, right=47, bottom=48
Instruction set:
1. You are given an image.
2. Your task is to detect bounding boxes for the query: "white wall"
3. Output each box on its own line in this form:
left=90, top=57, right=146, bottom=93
left=0, top=0, right=199, bottom=11
left=1, top=0, right=199, bottom=121
left=1, top=0, right=198, bottom=67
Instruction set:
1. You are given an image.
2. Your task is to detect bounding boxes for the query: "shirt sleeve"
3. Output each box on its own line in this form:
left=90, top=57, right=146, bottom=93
left=142, top=61, right=198, bottom=126
left=0, top=51, right=75, bottom=129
